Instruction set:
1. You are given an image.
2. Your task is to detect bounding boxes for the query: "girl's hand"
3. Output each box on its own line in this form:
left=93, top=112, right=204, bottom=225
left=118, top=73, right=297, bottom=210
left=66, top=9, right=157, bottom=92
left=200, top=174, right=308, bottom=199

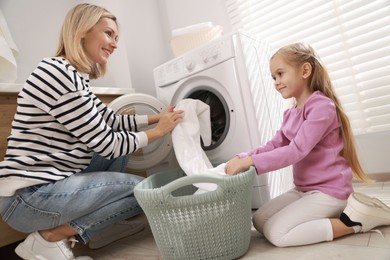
left=224, top=156, right=254, bottom=176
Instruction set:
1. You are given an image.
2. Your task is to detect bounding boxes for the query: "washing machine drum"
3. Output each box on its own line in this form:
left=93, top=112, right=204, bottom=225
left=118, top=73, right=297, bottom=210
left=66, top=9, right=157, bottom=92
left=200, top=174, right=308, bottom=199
left=107, top=93, right=172, bottom=173
left=186, top=90, right=227, bottom=151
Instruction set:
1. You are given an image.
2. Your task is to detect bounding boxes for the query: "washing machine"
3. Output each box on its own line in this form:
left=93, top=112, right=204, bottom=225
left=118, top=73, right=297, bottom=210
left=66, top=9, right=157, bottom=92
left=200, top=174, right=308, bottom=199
left=108, top=93, right=179, bottom=177
left=153, top=32, right=294, bottom=209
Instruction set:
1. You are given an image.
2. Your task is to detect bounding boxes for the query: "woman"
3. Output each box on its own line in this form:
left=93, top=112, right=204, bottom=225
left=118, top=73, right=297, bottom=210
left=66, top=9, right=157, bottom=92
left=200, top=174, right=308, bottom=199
left=0, top=3, right=183, bottom=259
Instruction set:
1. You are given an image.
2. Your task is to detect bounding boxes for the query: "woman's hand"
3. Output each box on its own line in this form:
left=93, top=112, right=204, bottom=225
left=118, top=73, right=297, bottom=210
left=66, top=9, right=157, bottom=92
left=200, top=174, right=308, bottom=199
left=145, top=106, right=183, bottom=143
left=155, top=107, right=183, bottom=135
left=147, top=105, right=176, bottom=125
left=224, top=156, right=254, bottom=176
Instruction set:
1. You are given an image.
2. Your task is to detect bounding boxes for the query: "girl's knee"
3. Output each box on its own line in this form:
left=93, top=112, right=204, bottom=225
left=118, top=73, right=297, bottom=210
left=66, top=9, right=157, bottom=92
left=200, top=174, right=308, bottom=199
left=262, top=223, right=290, bottom=247
left=252, top=209, right=267, bottom=233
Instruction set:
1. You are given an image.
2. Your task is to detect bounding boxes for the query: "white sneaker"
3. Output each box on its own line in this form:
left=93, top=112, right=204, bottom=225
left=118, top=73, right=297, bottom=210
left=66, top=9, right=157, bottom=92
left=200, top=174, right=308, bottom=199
left=15, top=231, right=92, bottom=260
left=343, top=192, right=390, bottom=232
left=88, top=220, right=145, bottom=249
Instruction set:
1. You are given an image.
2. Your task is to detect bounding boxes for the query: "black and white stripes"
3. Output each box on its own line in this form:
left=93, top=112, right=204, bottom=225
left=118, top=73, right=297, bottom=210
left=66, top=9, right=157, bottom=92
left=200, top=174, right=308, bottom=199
left=0, top=57, right=148, bottom=195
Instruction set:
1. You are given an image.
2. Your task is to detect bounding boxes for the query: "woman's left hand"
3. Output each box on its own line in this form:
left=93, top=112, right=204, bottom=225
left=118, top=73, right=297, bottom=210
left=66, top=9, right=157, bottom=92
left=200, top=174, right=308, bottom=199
left=145, top=106, right=184, bottom=144
left=154, top=108, right=184, bottom=135
left=148, top=105, right=177, bottom=125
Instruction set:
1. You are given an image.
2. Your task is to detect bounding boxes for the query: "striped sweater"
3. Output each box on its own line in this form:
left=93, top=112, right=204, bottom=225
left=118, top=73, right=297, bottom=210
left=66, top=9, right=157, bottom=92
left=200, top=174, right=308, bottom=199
left=0, top=57, right=148, bottom=196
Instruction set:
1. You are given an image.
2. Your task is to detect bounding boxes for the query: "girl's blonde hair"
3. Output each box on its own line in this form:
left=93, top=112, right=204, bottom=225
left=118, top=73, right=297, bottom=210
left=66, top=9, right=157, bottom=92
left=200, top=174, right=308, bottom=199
left=272, top=43, right=371, bottom=182
left=56, top=3, right=117, bottom=79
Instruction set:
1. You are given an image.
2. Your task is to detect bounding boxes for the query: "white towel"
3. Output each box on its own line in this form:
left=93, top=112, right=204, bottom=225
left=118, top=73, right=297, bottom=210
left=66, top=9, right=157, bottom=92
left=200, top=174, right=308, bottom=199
left=0, top=8, right=19, bottom=82
left=172, top=99, right=226, bottom=193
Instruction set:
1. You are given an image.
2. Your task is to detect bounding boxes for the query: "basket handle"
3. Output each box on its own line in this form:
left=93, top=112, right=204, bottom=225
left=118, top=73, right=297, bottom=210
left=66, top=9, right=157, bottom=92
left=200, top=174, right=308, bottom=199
left=162, top=174, right=226, bottom=196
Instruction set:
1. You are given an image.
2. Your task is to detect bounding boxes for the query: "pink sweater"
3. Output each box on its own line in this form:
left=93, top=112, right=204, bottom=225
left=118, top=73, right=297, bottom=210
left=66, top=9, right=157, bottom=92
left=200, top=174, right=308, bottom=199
left=239, top=91, right=353, bottom=200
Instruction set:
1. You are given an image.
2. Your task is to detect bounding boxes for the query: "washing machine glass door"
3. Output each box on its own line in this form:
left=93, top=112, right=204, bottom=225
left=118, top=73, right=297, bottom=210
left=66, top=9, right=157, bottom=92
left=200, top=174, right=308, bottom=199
left=108, top=93, right=172, bottom=173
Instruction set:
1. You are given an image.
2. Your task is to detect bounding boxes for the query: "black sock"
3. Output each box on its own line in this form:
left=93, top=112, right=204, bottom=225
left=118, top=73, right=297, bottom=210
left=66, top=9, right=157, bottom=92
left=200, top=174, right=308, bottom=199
left=340, top=212, right=362, bottom=227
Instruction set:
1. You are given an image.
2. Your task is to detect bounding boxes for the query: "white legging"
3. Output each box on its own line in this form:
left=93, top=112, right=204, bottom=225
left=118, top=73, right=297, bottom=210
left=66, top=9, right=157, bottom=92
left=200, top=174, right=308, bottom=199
left=252, top=189, right=347, bottom=247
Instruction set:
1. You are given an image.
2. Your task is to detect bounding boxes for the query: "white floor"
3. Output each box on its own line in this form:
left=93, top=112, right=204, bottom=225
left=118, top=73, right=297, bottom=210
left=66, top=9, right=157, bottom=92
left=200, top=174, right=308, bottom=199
left=74, top=176, right=390, bottom=260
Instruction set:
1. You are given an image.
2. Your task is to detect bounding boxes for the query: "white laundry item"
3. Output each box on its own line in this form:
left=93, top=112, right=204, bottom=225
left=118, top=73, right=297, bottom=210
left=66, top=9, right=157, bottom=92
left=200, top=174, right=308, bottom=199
left=0, top=8, right=19, bottom=83
left=172, top=99, right=226, bottom=193
left=191, top=163, right=227, bottom=194
left=171, top=22, right=213, bottom=37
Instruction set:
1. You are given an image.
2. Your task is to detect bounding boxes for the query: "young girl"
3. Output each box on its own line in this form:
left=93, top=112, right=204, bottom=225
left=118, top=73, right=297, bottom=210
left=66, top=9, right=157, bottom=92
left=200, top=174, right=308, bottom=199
left=0, top=4, right=183, bottom=259
left=224, top=43, right=390, bottom=247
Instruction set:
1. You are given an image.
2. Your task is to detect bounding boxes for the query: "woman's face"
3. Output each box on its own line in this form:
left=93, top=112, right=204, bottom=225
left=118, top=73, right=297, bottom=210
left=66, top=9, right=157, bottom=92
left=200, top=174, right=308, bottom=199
left=83, top=17, right=118, bottom=66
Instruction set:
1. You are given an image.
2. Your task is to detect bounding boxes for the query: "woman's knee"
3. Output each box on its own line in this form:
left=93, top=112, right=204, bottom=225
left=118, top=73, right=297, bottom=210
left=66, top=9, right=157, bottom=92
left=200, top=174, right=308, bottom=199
left=1, top=195, right=61, bottom=233
left=66, top=171, right=143, bottom=194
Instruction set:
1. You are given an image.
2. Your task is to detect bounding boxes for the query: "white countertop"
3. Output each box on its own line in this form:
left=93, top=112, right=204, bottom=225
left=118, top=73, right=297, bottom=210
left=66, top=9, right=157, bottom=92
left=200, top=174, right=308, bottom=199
left=0, top=83, right=135, bottom=95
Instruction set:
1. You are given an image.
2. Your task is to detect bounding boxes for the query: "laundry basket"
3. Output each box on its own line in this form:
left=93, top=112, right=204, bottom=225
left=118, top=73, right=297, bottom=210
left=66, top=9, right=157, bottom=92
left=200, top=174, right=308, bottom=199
left=134, top=167, right=256, bottom=260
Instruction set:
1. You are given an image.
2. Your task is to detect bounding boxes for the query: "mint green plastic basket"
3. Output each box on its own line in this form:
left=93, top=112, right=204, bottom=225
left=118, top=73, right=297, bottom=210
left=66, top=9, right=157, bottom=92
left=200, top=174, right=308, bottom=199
left=134, top=167, right=255, bottom=260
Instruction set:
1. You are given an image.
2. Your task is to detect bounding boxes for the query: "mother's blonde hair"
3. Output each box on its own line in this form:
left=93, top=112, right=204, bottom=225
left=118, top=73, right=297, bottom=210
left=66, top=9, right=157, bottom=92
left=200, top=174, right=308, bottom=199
left=272, top=43, right=371, bottom=182
left=56, top=3, right=117, bottom=79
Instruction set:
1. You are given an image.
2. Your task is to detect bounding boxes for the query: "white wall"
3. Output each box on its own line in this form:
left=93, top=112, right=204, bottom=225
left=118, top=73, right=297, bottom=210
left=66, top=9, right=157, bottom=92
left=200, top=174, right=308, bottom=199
left=0, top=0, right=231, bottom=95
left=160, top=0, right=390, bottom=175
left=104, top=0, right=170, bottom=95
left=0, top=0, right=78, bottom=85
left=1, top=0, right=387, bottom=174
left=161, top=0, right=232, bottom=43
left=0, top=0, right=169, bottom=96
left=355, top=132, right=390, bottom=175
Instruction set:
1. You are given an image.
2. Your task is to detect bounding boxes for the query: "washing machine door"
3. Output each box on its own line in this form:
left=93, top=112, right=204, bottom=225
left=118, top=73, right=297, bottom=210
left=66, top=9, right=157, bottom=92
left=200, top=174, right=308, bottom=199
left=108, top=93, right=172, bottom=173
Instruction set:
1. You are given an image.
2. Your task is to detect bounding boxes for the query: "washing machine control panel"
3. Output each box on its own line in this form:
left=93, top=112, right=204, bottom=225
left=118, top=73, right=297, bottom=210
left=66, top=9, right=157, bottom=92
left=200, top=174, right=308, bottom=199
left=154, top=34, right=236, bottom=87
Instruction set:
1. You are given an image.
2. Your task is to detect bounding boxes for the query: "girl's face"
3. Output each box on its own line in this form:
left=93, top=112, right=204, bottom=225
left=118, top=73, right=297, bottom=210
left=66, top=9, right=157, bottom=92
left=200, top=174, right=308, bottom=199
left=83, top=18, right=118, bottom=66
left=270, top=54, right=312, bottom=107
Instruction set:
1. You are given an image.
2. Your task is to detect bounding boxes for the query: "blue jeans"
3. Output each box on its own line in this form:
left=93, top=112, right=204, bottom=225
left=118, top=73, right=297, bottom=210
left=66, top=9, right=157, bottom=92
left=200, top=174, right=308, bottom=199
left=0, top=154, right=144, bottom=243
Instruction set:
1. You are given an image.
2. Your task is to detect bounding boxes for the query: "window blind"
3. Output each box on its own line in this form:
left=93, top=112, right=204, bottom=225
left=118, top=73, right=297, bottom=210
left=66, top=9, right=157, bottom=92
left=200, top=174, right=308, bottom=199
left=225, top=0, right=390, bottom=135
